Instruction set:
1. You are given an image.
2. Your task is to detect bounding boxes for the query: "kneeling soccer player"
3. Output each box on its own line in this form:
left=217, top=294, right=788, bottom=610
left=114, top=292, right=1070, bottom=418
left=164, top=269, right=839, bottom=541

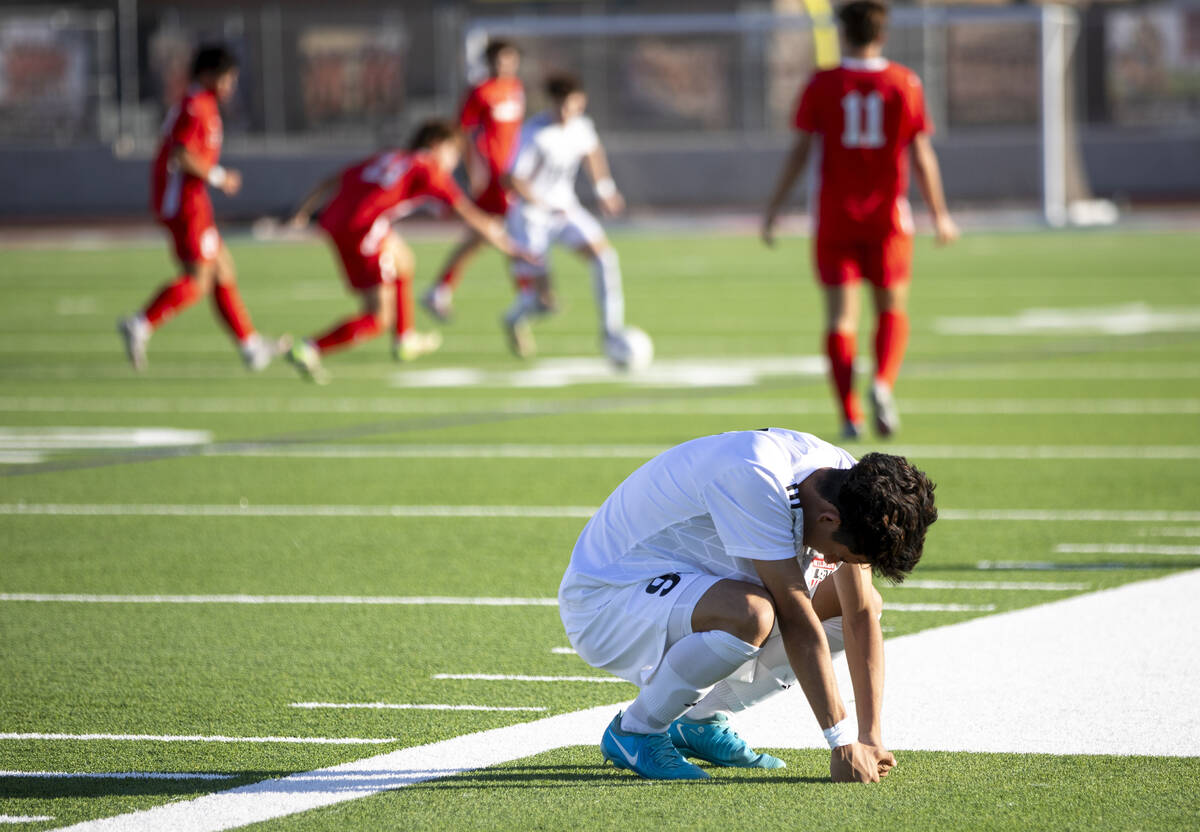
left=559, top=428, right=936, bottom=781
left=286, top=120, right=526, bottom=383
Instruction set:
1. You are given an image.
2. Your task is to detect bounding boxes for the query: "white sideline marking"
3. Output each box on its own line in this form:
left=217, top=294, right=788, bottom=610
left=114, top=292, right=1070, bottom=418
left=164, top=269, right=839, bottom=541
left=0, top=428, right=210, bottom=450
left=0, top=734, right=396, bottom=745
left=289, top=703, right=547, bottom=713
left=550, top=647, right=578, bottom=655
left=0, top=771, right=234, bottom=781
left=432, top=674, right=627, bottom=684
left=1, top=396, right=1198, bottom=416
left=5, top=503, right=1200, bottom=523
left=62, top=571, right=1200, bottom=832
left=197, top=442, right=1200, bottom=461
left=977, top=560, right=1139, bottom=572
left=1055, top=543, right=1200, bottom=556
left=896, top=580, right=1088, bottom=591
left=0, top=817, right=55, bottom=824
left=0, top=594, right=559, bottom=607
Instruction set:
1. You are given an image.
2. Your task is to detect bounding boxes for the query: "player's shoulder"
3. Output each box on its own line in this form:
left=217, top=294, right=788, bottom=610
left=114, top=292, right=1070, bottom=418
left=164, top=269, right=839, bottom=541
left=884, top=60, right=924, bottom=89
left=182, top=86, right=217, bottom=115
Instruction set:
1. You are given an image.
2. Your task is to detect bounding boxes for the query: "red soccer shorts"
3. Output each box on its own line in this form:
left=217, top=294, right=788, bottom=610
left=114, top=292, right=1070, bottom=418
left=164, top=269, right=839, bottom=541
left=162, top=213, right=220, bottom=265
left=815, top=233, right=913, bottom=288
left=474, top=176, right=510, bottom=216
left=326, top=223, right=397, bottom=290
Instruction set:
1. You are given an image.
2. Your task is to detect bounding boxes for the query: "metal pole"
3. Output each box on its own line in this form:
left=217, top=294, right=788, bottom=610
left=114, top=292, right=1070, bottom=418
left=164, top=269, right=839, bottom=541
left=1041, top=4, right=1068, bottom=228
left=117, top=0, right=139, bottom=148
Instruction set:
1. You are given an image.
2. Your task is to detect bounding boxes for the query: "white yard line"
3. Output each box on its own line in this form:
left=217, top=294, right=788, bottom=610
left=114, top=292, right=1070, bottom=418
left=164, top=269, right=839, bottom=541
left=0, top=396, right=1197, bottom=415
left=289, top=703, right=547, bottom=713
left=1055, top=543, right=1200, bottom=556
left=431, top=674, right=627, bottom=684
left=0, top=733, right=396, bottom=745
left=0, top=594, right=559, bottom=606
left=976, top=560, right=1138, bottom=571
left=4, top=504, right=1200, bottom=523
left=895, top=580, right=1088, bottom=591
left=882, top=603, right=995, bottom=612
left=1141, top=527, right=1200, bottom=538
left=0, top=771, right=234, bottom=781
left=57, top=570, right=1200, bottom=832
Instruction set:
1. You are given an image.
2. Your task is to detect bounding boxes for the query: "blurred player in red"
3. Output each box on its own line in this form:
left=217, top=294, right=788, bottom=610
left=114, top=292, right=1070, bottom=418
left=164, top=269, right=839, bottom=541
left=285, top=120, right=527, bottom=384
left=420, top=39, right=525, bottom=322
left=119, top=45, right=287, bottom=372
left=762, top=1, right=958, bottom=439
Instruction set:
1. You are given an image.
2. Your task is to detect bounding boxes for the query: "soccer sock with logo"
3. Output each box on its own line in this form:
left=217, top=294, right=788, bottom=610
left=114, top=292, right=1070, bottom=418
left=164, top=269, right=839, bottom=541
left=686, top=619, right=845, bottom=720
left=620, top=630, right=760, bottom=735
left=826, top=331, right=862, bottom=425
left=143, top=275, right=203, bottom=330
left=312, top=313, right=382, bottom=354
left=591, top=249, right=624, bottom=339
left=874, top=309, right=909, bottom=387
left=213, top=283, right=255, bottom=341
left=394, top=276, right=415, bottom=339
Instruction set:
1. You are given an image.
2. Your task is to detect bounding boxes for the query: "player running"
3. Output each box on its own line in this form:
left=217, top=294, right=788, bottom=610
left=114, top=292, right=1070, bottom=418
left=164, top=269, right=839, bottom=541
left=421, top=39, right=525, bottom=322
left=501, top=73, right=627, bottom=359
left=560, top=428, right=937, bottom=781
left=119, top=44, right=287, bottom=372
left=285, top=120, right=526, bottom=384
left=761, top=1, right=959, bottom=439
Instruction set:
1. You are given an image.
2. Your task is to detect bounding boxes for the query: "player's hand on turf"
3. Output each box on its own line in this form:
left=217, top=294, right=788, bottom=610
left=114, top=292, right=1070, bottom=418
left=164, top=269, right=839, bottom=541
left=934, top=214, right=959, bottom=246
left=860, top=742, right=897, bottom=778
left=599, top=191, right=625, bottom=217
left=220, top=169, right=243, bottom=196
left=829, top=742, right=883, bottom=783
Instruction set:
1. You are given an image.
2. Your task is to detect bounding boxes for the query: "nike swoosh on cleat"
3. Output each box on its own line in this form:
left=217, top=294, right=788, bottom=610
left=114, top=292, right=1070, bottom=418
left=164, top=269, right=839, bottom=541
left=607, top=731, right=640, bottom=768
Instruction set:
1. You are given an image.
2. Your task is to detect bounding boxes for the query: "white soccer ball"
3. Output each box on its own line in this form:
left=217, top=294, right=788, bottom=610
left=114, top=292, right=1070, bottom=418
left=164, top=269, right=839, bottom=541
left=605, top=325, right=654, bottom=371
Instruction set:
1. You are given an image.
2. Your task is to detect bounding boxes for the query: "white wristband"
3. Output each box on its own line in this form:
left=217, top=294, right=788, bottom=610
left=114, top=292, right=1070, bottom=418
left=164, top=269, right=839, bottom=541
left=823, top=717, right=855, bottom=749
left=594, top=177, right=616, bottom=199
left=206, top=165, right=227, bottom=188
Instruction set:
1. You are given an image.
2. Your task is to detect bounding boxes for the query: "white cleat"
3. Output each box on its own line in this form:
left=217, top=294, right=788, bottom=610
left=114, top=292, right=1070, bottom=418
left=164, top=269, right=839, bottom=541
left=241, top=333, right=293, bottom=372
left=285, top=339, right=330, bottom=385
left=393, top=330, right=443, bottom=362
left=118, top=315, right=150, bottom=371
left=501, top=315, right=535, bottom=359
left=869, top=380, right=901, bottom=438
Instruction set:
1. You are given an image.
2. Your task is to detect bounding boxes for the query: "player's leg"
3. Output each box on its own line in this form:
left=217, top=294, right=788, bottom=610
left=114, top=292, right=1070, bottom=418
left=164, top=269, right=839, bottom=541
left=210, top=241, right=290, bottom=371
left=118, top=222, right=217, bottom=370
left=501, top=209, right=553, bottom=358
left=866, top=233, right=914, bottom=437
left=563, top=209, right=624, bottom=343
left=388, top=233, right=441, bottom=362
left=816, top=237, right=866, bottom=438
left=422, top=228, right=484, bottom=322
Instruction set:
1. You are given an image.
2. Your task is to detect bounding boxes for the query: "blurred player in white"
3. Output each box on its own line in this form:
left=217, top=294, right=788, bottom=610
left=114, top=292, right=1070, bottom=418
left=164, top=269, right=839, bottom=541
left=560, top=428, right=937, bottom=781
left=501, top=74, right=626, bottom=358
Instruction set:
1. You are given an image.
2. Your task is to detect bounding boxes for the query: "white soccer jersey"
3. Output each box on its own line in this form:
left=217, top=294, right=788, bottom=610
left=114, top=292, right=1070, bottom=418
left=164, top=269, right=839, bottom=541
left=560, top=428, right=856, bottom=613
left=509, top=111, right=599, bottom=212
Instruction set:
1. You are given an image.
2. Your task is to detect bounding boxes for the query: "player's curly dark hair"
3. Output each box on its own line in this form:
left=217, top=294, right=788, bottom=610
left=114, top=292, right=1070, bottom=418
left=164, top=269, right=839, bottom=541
left=407, top=119, right=461, bottom=151
left=817, top=453, right=937, bottom=583
left=190, top=45, right=238, bottom=80
left=545, top=73, right=583, bottom=101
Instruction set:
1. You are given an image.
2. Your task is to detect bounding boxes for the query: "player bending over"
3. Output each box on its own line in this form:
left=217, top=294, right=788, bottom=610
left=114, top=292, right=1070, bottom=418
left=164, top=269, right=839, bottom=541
left=421, top=39, right=525, bottom=322
left=560, top=428, right=936, bottom=781
left=120, top=44, right=288, bottom=372
left=285, top=120, right=525, bottom=384
left=501, top=73, right=626, bottom=359
left=762, top=1, right=958, bottom=439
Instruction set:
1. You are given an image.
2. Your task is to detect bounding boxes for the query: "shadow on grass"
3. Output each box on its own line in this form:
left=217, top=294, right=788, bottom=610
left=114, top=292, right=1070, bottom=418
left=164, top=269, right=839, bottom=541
left=402, top=764, right=827, bottom=789
left=0, top=771, right=290, bottom=800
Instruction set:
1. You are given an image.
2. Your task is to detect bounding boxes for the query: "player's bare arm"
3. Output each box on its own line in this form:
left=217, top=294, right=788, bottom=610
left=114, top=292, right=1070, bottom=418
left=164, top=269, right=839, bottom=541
left=910, top=133, right=959, bottom=246
left=170, top=145, right=240, bottom=196
left=754, top=556, right=884, bottom=783
left=452, top=196, right=532, bottom=263
left=288, top=173, right=341, bottom=228
left=583, top=145, right=625, bottom=217
left=829, top=563, right=895, bottom=775
left=761, top=131, right=813, bottom=247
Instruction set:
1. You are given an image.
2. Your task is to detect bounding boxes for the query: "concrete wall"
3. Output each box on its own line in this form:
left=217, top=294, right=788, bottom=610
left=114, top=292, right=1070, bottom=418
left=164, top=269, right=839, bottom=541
left=1, top=129, right=1197, bottom=222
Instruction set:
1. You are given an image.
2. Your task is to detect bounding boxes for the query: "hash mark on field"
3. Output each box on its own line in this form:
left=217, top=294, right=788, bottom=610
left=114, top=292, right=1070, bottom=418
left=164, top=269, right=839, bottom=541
left=290, top=703, right=548, bottom=713
left=895, top=580, right=1087, bottom=591
left=551, top=647, right=578, bottom=655
left=1054, top=543, right=1200, bottom=556
left=0, top=733, right=397, bottom=745
left=0, top=771, right=234, bottom=781
left=432, top=674, right=627, bottom=684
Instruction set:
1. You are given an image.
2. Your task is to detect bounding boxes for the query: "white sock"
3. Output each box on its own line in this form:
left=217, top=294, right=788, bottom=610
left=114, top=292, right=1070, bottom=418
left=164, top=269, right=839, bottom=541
left=621, top=630, right=760, bottom=735
left=686, top=617, right=845, bottom=720
left=238, top=333, right=263, bottom=353
left=591, top=249, right=624, bottom=339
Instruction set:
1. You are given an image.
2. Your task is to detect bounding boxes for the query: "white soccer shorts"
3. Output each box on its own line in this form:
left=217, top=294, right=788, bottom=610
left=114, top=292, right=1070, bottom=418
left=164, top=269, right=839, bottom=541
left=507, top=203, right=605, bottom=278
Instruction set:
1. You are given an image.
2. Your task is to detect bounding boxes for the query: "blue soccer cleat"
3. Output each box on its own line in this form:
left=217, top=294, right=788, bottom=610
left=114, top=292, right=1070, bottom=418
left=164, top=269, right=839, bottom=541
left=669, top=713, right=786, bottom=769
left=600, top=712, right=709, bottom=780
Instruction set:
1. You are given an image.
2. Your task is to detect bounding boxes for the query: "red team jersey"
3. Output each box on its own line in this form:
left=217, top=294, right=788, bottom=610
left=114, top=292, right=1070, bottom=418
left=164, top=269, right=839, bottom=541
left=459, top=76, right=525, bottom=177
left=151, top=86, right=222, bottom=223
left=318, top=150, right=463, bottom=289
left=794, top=58, right=929, bottom=243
